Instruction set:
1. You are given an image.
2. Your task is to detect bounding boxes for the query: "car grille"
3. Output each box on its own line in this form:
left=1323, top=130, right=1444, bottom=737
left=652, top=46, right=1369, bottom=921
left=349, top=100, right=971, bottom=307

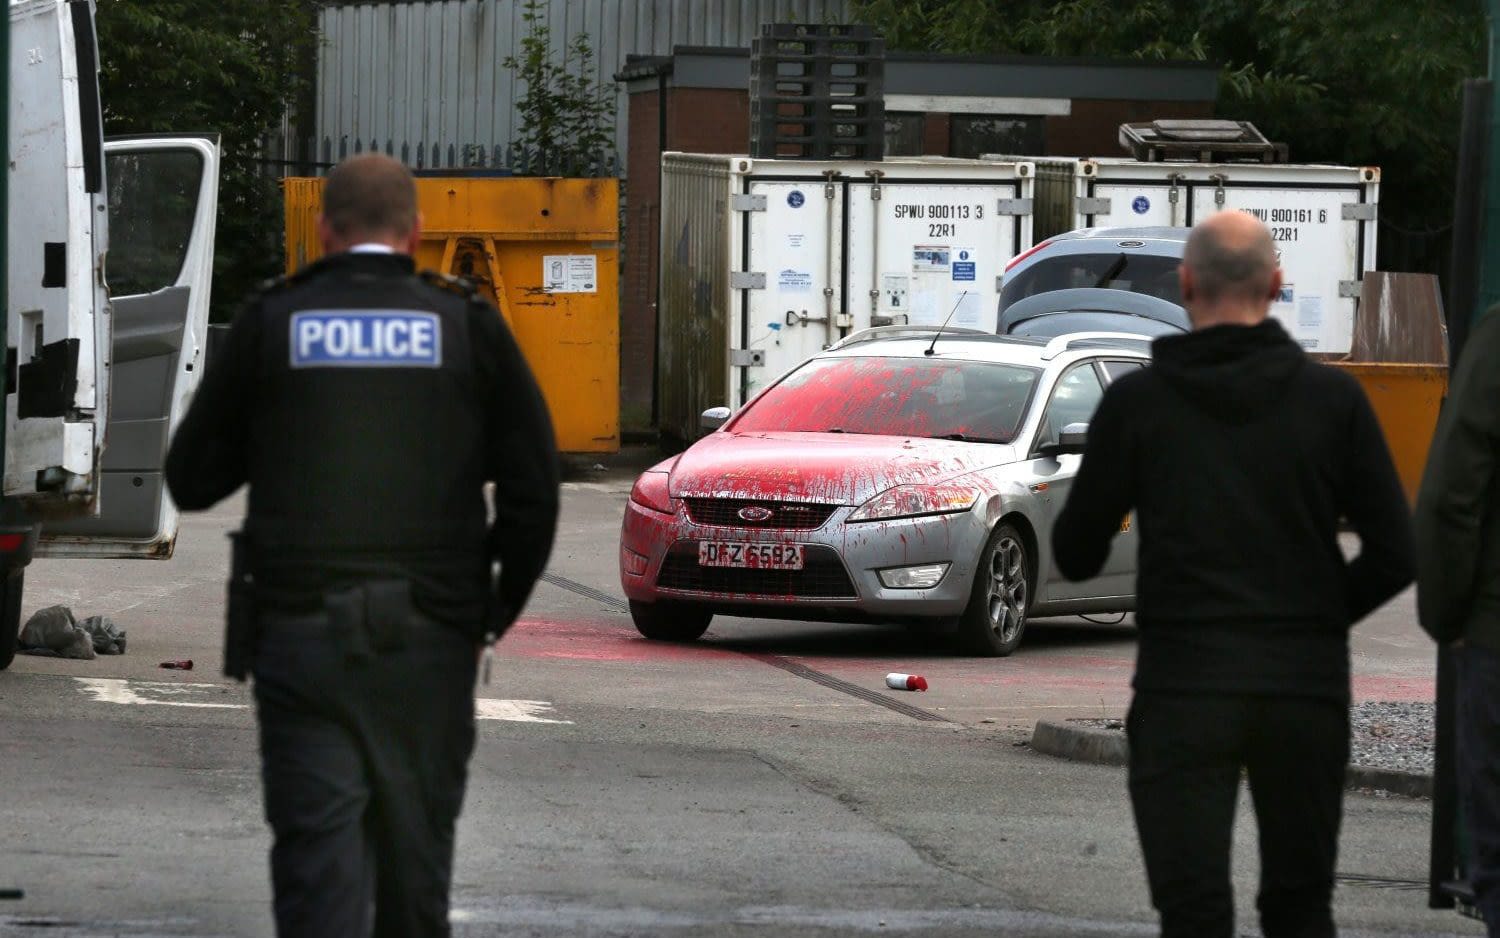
left=683, top=498, right=839, bottom=530
left=656, top=543, right=857, bottom=599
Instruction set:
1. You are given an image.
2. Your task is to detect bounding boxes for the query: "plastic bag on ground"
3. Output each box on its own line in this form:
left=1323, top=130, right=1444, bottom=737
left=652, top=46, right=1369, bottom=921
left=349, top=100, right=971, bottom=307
left=17, top=606, right=96, bottom=660
left=79, top=615, right=126, bottom=655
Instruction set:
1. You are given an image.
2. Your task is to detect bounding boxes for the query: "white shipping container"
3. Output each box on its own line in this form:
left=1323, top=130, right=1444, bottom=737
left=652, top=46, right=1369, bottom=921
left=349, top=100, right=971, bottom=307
left=658, top=153, right=1046, bottom=440
left=1063, top=159, right=1380, bottom=354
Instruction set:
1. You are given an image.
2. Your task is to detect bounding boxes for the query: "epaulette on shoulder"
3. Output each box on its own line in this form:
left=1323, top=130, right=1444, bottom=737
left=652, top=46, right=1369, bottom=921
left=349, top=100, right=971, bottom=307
left=418, top=269, right=483, bottom=302
left=258, top=263, right=320, bottom=294
left=257, top=272, right=292, bottom=294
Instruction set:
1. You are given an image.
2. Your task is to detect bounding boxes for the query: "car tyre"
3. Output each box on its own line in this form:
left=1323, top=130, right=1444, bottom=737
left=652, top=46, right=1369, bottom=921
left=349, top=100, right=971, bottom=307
left=629, top=600, right=712, bottom=643
left=0, top=571, right=24, bottom=671
left=955, top=523, right=1032, bottom=657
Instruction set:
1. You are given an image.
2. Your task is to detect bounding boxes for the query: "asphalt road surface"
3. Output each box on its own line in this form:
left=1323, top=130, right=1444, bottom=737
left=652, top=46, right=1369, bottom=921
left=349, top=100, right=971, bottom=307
left=0, top=465, right=1474, bottom=937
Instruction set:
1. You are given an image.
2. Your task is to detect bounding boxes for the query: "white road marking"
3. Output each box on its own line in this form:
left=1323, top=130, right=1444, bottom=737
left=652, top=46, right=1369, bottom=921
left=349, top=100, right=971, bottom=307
left=75, top=677, right=247, bottom=709
left=75, top=678, right=572, bottom=725
left=475, top=698, right=572, bottom=724
left=559, top=480, right=633, bottom=495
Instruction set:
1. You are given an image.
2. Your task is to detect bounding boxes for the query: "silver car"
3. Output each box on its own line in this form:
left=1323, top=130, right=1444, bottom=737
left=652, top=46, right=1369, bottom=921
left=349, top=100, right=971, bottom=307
left=618, top=329, right=1146, bottom=656
left=1000, top=226, right=1191, bottom=324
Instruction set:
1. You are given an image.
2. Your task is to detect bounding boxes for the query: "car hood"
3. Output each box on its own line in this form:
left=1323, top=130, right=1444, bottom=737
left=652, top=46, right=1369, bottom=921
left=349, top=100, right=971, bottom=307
left=669, top=432, right=1016, bottom=504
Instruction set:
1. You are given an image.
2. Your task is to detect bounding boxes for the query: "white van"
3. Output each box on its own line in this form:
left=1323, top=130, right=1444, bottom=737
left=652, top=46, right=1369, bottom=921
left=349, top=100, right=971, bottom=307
left=1, top=0, right=220, bottom=666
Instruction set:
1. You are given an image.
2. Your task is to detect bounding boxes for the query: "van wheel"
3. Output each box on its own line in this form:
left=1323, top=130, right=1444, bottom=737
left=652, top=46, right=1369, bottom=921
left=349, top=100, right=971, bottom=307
left=629, top=600, right=712, bottom=643
left=955, top=524, right=1031, bottom=657
left=0, top=571, right=25, bottom=671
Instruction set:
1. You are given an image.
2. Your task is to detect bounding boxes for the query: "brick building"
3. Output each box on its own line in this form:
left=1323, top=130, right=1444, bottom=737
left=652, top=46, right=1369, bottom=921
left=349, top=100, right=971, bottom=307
left=615, top=47, right=1219, bottom=430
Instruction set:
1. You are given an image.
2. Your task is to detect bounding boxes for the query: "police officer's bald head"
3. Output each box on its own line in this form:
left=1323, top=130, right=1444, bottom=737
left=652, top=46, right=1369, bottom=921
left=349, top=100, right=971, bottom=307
left=318, top=154, right=421, bottom=255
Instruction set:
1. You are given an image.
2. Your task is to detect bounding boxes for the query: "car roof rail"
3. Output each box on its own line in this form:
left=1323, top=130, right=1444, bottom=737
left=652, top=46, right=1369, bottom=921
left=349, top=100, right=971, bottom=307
left=827, top=324, right=992, bottom=351
left=1040, top=332, right=1156, bottom=361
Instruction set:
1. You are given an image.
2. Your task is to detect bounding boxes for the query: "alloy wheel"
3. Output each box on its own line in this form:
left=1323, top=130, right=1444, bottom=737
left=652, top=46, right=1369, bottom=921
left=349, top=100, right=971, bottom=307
left=986, top=536, right=1028, bottom=643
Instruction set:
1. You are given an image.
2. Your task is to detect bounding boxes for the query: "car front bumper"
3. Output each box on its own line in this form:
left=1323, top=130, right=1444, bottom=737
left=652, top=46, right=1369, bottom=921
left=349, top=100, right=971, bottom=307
left=619, top=498, right=989, bottom=620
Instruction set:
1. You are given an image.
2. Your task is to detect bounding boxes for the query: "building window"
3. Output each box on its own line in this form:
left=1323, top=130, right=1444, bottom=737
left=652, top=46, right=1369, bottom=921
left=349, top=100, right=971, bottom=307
left=949, top=115, right=1045, bottom=158
left=884, top=113, right=926, bottom=157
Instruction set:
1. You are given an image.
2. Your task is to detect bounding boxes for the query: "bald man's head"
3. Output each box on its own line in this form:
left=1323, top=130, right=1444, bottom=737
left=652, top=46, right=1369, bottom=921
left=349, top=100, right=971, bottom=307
left=1179, top=211, right=1281, bottom=328
left=318, top=154, right=419, bottom=251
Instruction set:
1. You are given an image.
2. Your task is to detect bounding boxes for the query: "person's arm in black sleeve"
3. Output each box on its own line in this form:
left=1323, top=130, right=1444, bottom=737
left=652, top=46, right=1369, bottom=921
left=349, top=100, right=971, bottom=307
left=164, top=302, right=260, bottom=510
left=1053, top=383, right=1136, bottom=581
left=1338, top=376, right=1416, bottom=624
left=1414, top=312, right=1500, bottom=641
left=474, top=304, right=560, bottom=636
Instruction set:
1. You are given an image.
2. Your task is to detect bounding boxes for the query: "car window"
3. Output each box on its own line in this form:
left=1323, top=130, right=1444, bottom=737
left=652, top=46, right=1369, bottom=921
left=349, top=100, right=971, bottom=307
left=1035, top=362, right=1105, bottom=451
left=730, top=356, right=1041, bottom=444
left=1101, top=360, right=1146, bottom=382
left=1001, top=251, right=1183, bottom=310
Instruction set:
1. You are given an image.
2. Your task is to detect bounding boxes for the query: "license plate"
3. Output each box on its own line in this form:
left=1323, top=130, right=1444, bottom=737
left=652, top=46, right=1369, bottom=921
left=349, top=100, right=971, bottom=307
left=698, top=541, right=805, bottom=570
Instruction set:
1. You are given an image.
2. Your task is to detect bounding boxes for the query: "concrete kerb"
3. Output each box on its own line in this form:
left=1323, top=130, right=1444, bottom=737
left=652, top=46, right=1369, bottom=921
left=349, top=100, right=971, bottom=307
left=1030, top=720, right=1433, bottom=799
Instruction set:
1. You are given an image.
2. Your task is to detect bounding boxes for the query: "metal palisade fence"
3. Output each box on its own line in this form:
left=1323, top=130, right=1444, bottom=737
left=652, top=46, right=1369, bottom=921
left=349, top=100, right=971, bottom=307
left=256, top=131, right=622, bottom=179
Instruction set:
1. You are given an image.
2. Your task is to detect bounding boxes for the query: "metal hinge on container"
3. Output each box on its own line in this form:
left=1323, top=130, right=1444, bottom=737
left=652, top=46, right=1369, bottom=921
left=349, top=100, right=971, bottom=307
left=1167, top=173, right=1186, bottom=204
left=1338, top=280, right=1362, bottom=299
left=731, top=194, right=767, bottom=212
left=996, top=198, right=1034, bottom=216
left=730, top=271, right=766, bottom=290
left=730, top=348, right=766, bottom=367
left=1208, top=173, right=1228, bottom=209
left=1077, top=196, right=1111, bottom=215
left=1342, top=203, right=1377, bottom=222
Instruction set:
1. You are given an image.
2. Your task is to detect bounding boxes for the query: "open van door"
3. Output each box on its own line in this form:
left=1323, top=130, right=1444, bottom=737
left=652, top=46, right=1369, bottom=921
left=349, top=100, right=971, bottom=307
left=38, top=135, right=221, bottom=558
left=8, top=0, right=110, bottom=515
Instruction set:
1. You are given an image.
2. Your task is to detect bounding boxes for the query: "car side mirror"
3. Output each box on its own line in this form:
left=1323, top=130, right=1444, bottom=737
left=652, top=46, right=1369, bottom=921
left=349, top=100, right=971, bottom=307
left=700, top=406, right=731, bottom=431
left=1038, top=422, right=1088, bottom=458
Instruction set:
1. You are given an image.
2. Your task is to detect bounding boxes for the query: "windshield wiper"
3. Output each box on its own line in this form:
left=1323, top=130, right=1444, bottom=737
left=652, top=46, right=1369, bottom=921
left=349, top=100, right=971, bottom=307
left=1093, top=253, right=1128, bottom=288
left=932, top=432, right=1006, bottom=444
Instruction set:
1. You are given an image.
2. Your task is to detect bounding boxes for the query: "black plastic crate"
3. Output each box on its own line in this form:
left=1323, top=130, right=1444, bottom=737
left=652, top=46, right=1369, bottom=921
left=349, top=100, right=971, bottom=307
left=749, top=23, right=885, bottom=161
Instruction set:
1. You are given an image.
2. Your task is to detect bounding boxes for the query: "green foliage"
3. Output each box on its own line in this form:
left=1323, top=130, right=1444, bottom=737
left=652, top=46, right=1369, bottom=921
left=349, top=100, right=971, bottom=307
left=94, top=0, right=318, bottom=321
left=503, top=0, right=618, bottom=177
left=855, top=0, right=1484, bottom=240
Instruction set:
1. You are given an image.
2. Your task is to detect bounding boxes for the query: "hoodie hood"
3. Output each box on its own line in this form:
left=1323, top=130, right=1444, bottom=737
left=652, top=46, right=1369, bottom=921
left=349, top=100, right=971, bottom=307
left=1150, top=318, right=1305, bottom=423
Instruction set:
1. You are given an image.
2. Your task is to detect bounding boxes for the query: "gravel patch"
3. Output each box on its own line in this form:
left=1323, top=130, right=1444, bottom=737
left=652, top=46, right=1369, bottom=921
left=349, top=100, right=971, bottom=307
left=1069, top=718, right=1123, bottom=731
left=1350, top=701, right=1433, bottom=775
left=1066, top=702, right=1434, bottom=776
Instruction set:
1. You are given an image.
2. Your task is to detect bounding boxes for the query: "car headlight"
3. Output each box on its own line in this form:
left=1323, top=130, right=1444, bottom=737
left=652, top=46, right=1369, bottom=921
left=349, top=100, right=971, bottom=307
left=848, top=484, right=979, bottom=523
left=629, top=471, right=677, bottom=515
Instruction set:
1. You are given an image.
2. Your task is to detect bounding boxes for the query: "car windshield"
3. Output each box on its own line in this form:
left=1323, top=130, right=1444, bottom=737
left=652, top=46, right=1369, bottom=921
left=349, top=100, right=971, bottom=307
left=731, top=356, right=1040, bottom=443
left=1002, top=251, right=1183, bottom=309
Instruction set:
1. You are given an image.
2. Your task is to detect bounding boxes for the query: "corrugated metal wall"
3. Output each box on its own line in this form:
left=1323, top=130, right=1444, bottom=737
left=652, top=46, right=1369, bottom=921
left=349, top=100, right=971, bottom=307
left=316, top=0, right=855, bottom=171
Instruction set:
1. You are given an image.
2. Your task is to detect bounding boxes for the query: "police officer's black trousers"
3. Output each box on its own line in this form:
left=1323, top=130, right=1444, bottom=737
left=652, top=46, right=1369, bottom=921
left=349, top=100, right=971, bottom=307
left=1458, top=644, right=1500, bottom=936
left=252, top=610, right=478, bottom=938
left=1126, top=692, right=1348, bottom=938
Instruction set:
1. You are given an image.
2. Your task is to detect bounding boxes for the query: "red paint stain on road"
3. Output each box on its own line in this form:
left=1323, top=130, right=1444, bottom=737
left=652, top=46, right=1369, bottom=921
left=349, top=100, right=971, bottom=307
left=1352, top=674, right=1434, bottom=703
left=502, top=617, right=746, bottom=664
left=500, top=618, right=1434, bottom=706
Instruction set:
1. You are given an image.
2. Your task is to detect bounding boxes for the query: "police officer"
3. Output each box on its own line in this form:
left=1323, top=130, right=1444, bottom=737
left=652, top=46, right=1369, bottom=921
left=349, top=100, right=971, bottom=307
left=164, top=153, right=560, bottom=936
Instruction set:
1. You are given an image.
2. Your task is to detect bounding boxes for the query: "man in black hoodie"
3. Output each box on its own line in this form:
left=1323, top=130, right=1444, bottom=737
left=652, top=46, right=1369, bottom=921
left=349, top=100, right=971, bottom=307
left=1053, top=211, right=1414, bottom=938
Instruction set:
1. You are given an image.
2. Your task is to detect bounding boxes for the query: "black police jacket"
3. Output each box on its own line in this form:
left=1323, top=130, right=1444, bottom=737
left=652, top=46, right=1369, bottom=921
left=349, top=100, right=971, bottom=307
left=164, top=251, right=560, bottom=635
